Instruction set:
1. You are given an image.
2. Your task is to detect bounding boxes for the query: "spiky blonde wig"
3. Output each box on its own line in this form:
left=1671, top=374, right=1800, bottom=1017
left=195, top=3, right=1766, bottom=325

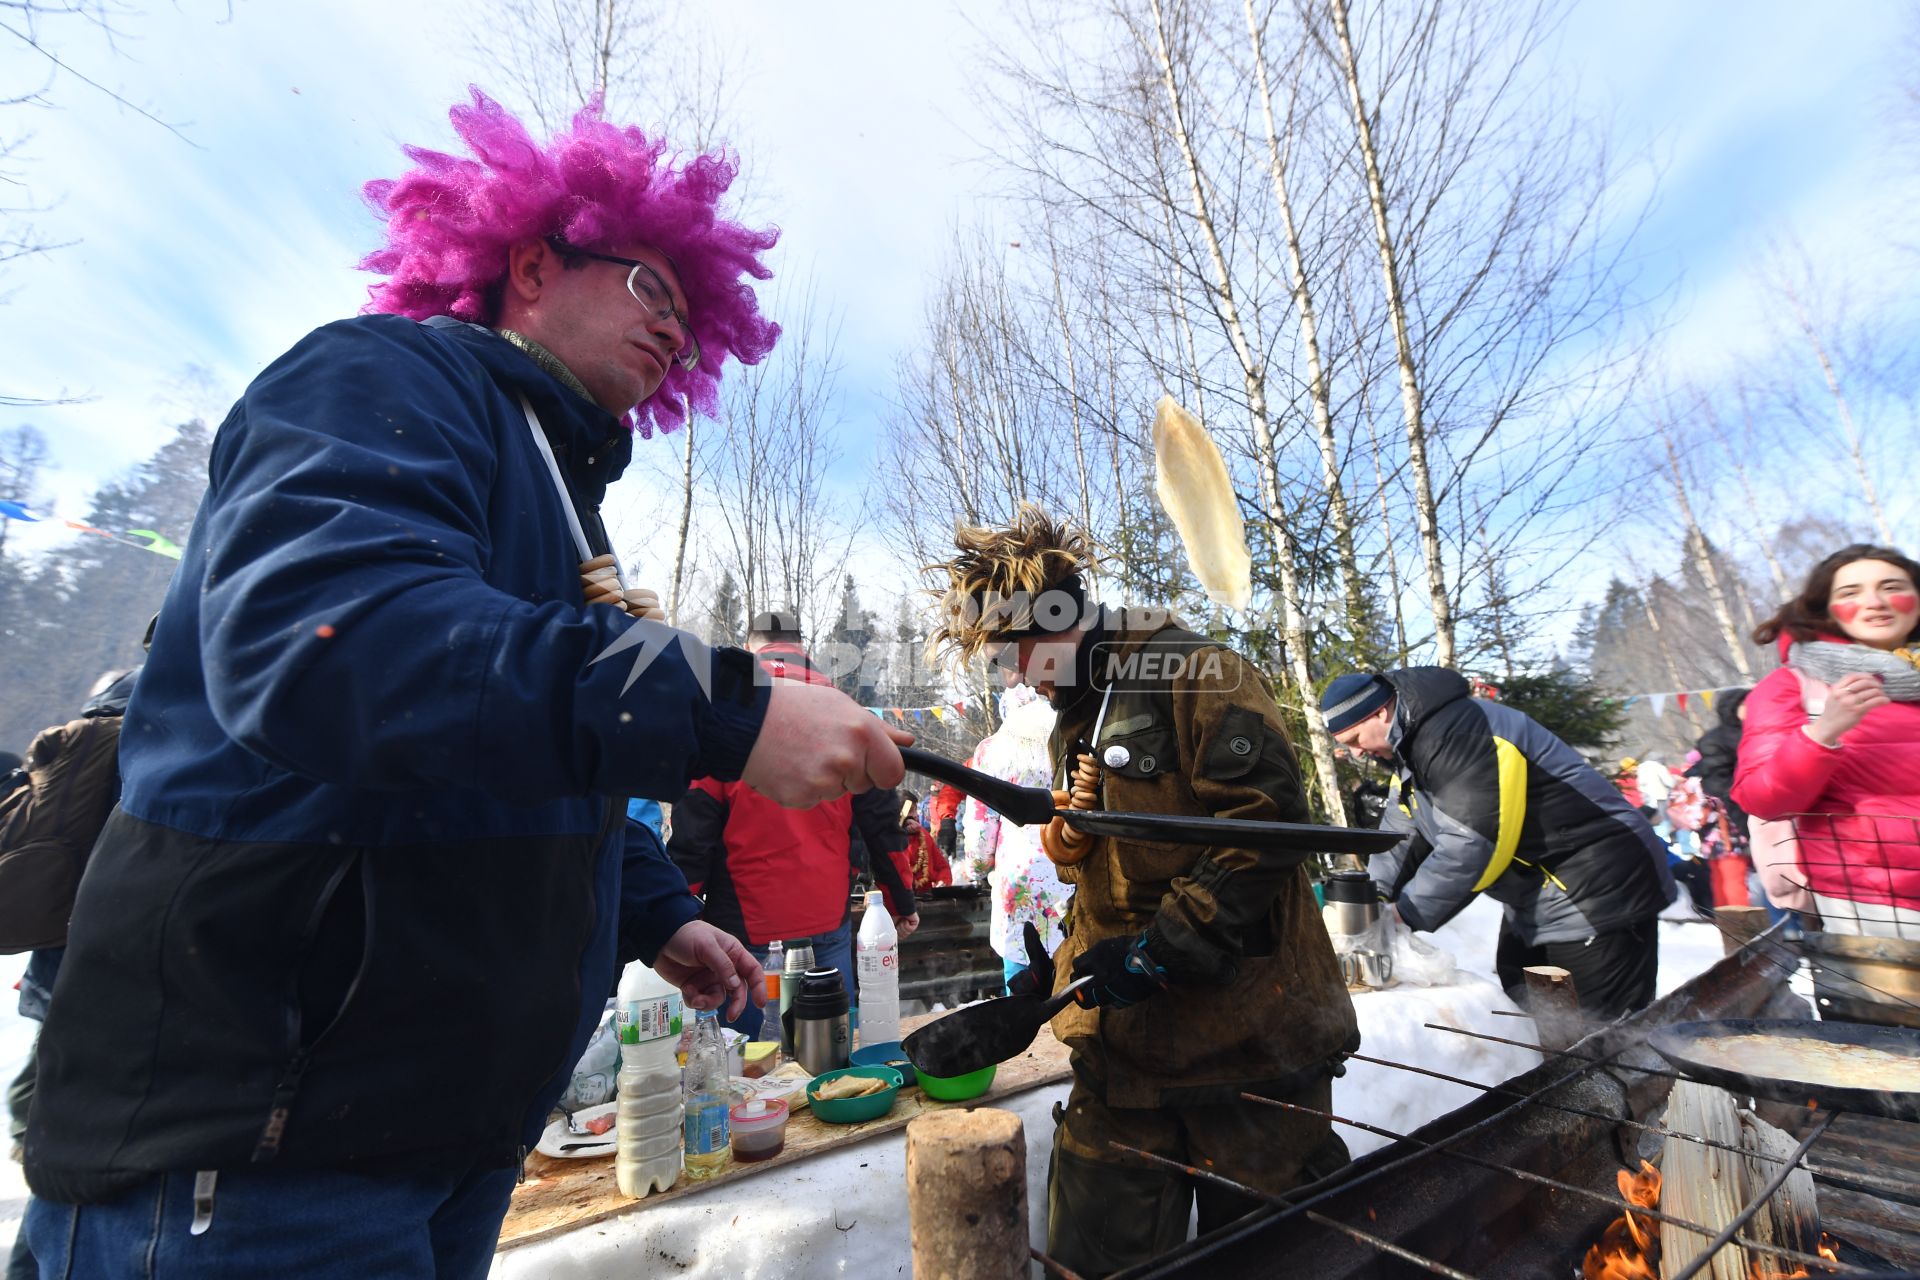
left=926, top=503, right=1097, bottom=663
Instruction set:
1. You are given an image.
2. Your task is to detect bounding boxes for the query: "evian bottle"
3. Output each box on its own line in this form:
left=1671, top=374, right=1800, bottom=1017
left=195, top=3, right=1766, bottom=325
left=855, top=891, right=900, bottom=1045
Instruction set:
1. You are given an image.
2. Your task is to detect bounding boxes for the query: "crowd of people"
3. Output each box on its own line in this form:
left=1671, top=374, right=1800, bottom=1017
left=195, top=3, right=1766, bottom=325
left=1581, top=546, right=1920, bottom=943
left=0, top=80, right=1915, bottom=1280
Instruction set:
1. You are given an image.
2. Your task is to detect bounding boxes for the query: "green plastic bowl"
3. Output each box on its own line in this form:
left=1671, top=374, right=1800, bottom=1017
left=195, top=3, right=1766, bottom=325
left=917, top=1062, right=997, bottom=1102
left=806, top=1066, right=903, bottom=1124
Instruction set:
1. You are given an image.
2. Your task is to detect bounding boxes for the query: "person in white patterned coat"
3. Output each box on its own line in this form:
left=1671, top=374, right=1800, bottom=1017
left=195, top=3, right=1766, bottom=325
left=961, top=684, right=1071, bottom=991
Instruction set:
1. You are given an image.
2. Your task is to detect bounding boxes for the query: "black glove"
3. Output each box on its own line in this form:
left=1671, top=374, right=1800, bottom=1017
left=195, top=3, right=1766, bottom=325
left=936, top=818, right=958, bottom=859
left=1007, top=921, right=1054, bottom=999
left=1070, top=933, right=1169, bottom=1010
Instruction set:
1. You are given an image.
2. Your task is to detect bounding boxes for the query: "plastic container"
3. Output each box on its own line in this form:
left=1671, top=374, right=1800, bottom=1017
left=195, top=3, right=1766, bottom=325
left=806, top=1065, right=903, bottom=1124
left=855, top=891, right=900, bottom=1046
left=682, top=1008, right=733, bottom=1179
left=728, top=1097, right=789, bottom=1162
left=918, top=1062, right=996, bottom=1102
left=613, top=961, right=685, bottom=1198
left=759, top=941, right=785, bottom=1047
left=848, top=1040, right=917, bottom=1088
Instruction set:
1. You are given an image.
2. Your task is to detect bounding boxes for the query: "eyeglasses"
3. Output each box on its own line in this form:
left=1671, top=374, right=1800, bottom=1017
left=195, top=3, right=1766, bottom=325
left=544, top=236, right=701, bottom=371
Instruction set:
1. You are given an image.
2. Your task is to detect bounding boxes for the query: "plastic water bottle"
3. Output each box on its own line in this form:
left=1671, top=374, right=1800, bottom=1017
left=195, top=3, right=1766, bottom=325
left=759, top=941, right=785, bottom=1048
left=856, top=891, right=900, bottom=1046
left=614, top=960, right=684, bottom=1198
left=682, top=1008, right=732, bottom=1179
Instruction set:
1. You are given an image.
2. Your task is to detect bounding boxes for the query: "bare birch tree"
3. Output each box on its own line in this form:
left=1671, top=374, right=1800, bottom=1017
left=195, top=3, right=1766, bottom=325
left=1764, top=245, right=1896, bottom=543
left=1651, top=410, right=1756, bottom=681
left=702, top=286, right=858, bottom=639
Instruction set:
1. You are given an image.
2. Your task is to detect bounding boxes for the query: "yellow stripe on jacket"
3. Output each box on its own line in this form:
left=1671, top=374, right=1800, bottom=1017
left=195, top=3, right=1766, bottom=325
left=1472, top=736, right=1529, bottom=891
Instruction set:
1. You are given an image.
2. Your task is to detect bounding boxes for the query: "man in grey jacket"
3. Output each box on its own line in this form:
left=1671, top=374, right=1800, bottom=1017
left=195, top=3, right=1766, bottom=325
left=1322, top=669, right=1674, bottom=1017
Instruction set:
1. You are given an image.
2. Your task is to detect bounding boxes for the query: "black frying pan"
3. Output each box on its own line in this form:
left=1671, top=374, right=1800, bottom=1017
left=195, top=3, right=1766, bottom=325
left=900, top=746, right=1404, bottom=858
left=1647, top=1018, right=1920, bottom=1121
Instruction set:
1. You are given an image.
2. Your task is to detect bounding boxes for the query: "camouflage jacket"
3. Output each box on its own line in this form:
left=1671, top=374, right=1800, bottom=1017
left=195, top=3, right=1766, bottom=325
left=1046, top=615, right=1358, bottom=1108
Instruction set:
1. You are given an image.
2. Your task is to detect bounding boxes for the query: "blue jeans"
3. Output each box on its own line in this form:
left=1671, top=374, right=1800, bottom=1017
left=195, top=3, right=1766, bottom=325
left=23, top=1163, right=518, bottom=1279
left=727, top=916, right=856, bottom=1037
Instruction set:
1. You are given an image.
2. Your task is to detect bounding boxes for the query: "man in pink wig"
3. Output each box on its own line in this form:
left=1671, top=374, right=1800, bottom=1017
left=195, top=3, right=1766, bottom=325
left=20, top=91, right=907, bottom=1278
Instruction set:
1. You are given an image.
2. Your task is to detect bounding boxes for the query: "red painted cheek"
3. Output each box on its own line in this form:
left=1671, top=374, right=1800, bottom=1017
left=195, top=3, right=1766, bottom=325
left=1829, top=601, right=1861, bottom=624
left=1888, top=594, right=1918, bottom=616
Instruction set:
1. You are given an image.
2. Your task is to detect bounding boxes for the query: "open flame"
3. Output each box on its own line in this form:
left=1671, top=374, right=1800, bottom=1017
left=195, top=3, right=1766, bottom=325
left=1579, top=1162, right=1840, bottom=1280
left=1749, top=1236, right=1841, bottom=1280
left=1582, top=1161, right=1662, bottom=1280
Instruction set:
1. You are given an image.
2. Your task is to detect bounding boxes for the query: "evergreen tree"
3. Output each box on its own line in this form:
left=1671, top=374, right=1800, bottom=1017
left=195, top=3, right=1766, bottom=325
left=824, top=572, right=876, bottom=702
left=1491, top=667, right=1627, bottom=753
left=0, top=419, right=209, bottom=751
left=705, top=569, right=745, bottom=648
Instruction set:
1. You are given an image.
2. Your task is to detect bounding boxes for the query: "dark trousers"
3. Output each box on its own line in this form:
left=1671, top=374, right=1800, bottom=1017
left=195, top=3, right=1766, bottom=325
left=1046, top=1049, right=1350, bottom=1278
left=1495, top=916, right=1660, bottom=1020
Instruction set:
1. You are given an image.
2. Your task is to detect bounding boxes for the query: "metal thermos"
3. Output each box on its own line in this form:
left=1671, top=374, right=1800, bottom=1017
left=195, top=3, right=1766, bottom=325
left=778, top=942, right=814, bottom=1056
left=1321, top=870, right=1382, bottom=940
left=784, top=967, right=851, bottom=1076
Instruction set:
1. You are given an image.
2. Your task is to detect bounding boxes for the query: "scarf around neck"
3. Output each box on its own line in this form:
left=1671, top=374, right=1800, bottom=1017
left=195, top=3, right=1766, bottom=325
left=1788, top=639, right=1920, bottom=702
left=495, top=328, right=596, bottom=407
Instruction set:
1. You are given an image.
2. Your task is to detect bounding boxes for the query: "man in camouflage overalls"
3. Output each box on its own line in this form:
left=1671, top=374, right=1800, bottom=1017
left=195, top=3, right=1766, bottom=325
left=929, top=506, right=1358, bottom=1277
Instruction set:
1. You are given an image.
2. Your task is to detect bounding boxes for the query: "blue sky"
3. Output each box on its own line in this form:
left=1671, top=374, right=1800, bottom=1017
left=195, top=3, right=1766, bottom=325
left=0, top=0, right=1912, bottom=596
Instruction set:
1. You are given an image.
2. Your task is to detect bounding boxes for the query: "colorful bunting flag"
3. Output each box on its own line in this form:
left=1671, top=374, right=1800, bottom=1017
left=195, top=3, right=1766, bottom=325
left=1701, top=689, right=1716, bottom=710
left=126, top=530, right=184, bottom=560
left=1649, top=693, right=1668, bottom=717
left=1675, top=691, right=1689, bottom=712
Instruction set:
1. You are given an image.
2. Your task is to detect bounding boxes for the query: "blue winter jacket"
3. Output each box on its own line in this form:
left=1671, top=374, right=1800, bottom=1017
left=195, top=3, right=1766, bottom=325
left=25, top=315, right=768, bottom=1204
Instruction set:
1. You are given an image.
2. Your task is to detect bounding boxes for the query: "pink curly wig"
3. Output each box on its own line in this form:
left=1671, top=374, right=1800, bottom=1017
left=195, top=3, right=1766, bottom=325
left=359, top=88, right=780, bottom=435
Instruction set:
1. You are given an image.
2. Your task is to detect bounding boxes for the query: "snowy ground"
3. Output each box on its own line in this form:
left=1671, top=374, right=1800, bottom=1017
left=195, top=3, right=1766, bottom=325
left=0, top=896, right=1754, bottom=1270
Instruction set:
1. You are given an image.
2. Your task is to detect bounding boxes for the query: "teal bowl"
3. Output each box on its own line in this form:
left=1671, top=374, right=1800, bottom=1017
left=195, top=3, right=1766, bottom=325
left=806, top=1066, right=903, bottom=1124
left=918, top=1062, right=997, bottom=1102
left=850, top=1041, right=917, bottom=1087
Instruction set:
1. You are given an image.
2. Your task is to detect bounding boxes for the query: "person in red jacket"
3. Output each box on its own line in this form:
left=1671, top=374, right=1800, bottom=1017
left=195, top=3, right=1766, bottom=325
left=1734, top=544, right=1920, bottom=935
left=669, top=613, right=919, bottom=1029
left=899, top=790, right=953, bottom=893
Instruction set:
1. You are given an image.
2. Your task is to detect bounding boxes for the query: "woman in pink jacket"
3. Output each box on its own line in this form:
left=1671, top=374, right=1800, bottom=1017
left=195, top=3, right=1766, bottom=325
left=1733, top=544, right=1920, bottom=935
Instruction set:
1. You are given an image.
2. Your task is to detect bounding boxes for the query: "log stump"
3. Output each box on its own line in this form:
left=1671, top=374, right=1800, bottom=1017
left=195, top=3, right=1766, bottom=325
left=1524, top=964, right=1581, bottom=1052
left=906, top=1108, right=1029, bottom=1280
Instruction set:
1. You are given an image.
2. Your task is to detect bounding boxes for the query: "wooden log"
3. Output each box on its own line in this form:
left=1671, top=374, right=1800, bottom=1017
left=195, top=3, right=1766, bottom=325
left=906, top=1108, right=1029, bottom=1280
left=1659, top=1080, right=1819, bottom=1280
left=1716, top=905, right=1772, bottom=957
left=1523, top=965, right=1580, bottom=1052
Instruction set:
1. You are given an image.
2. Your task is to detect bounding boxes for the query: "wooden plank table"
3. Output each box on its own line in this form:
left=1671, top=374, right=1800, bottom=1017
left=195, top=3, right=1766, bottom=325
left=498, top=1014, right=1072, bottom=1252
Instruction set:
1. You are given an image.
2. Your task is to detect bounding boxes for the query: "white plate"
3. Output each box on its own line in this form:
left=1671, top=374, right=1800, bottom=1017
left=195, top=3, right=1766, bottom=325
left=535, top=1102, right=618, bottom=1159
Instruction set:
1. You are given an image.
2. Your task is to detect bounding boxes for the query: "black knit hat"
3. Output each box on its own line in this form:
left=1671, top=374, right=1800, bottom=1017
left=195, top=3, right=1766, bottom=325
left=1320, top=673, right=1393, bottom=734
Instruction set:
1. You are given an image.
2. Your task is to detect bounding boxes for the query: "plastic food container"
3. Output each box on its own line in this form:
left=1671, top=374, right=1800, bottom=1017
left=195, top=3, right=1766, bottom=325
left=806, top=1066, right=904, bottom=1124
left=918, top=1062, right=996, bottom=1102
left=729, top=1097, right=789, bottom=1162
left=849, top=1040, right=917, bottom=1088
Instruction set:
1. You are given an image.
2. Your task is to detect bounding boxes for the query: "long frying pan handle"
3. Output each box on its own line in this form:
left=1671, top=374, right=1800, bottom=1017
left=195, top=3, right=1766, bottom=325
left=898, top=745, right=1058, bottom=825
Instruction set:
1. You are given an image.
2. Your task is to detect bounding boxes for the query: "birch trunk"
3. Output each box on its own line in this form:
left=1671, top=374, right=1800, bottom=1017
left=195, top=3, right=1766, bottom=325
left=1326, top=0, right=1454, bottom=668
left=1782, top=285, right=1894, bottom=543
left=1658, top=423, right=1756, bottom=681
left=1638, top=585, right=1709, bottom=736
left=1044, top=225, right=1095, bottom=539
left=1144, top=0, right=1346, bottom=821
left=1244, top=0, right=1365, bottom=629
left=668, top=405, right=695, bottom=628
